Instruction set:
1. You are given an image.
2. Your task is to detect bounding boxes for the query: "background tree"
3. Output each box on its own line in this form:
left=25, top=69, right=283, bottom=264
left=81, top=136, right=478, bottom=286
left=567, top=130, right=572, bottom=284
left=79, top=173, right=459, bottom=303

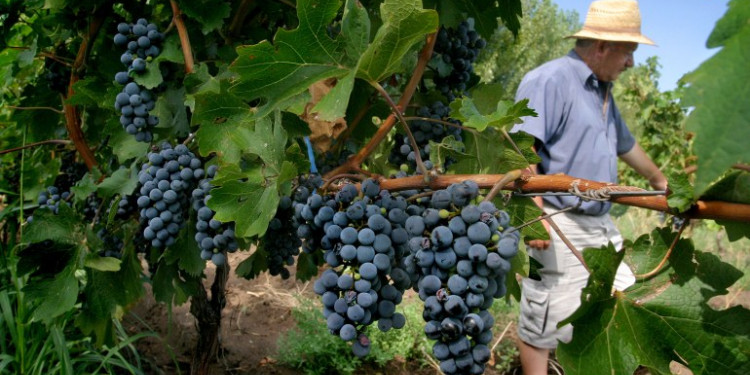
left=475, top=0, right=579, bottom=99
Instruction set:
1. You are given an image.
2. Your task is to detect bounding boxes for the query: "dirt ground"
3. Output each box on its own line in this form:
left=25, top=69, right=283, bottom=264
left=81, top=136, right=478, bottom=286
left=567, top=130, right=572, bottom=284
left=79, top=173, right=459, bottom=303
left=123, top=249, right=745, bottom=375
left=123, top=251, right=513, bottom=375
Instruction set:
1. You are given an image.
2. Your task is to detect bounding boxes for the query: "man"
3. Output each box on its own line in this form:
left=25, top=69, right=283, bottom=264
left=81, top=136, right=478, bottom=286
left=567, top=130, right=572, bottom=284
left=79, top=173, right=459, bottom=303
left=511, top=1, right=668, bottom=373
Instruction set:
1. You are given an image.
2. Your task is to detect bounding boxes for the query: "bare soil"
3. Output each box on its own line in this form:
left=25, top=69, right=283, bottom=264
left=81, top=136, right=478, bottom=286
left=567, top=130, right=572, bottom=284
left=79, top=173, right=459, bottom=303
left=122, top=252, right=519, bottom=375
left=123, top=250, right=747, bottom=375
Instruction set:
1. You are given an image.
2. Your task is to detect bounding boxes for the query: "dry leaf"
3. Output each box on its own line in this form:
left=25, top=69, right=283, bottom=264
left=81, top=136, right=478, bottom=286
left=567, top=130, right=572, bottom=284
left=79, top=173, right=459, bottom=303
left=301, top=78, right=347, bottom=153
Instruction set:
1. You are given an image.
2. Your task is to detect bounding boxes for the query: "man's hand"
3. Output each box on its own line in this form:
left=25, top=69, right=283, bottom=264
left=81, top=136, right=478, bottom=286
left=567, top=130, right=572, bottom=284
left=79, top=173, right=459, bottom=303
left=525, top=217, right=551, bottom=250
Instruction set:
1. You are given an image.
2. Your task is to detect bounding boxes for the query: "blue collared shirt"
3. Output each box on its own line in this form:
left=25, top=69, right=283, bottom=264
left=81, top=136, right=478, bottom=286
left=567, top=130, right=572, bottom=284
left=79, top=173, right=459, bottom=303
left=513, top=50, right=635, bottom=216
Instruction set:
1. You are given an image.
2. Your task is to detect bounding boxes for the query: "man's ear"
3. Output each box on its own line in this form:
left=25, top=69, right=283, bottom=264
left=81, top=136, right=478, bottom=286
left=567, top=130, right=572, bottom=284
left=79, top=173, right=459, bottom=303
left=594, top=40, right=609, bottom=55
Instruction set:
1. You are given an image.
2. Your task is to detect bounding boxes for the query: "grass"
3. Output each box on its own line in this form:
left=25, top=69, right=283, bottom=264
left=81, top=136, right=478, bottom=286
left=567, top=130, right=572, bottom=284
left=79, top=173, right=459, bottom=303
left=0, top=251, right=156, bottom=375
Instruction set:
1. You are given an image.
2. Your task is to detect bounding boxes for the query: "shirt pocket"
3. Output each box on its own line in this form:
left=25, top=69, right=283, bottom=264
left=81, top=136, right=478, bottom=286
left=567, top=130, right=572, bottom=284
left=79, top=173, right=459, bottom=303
left=520, top=278, right=551, bottom=336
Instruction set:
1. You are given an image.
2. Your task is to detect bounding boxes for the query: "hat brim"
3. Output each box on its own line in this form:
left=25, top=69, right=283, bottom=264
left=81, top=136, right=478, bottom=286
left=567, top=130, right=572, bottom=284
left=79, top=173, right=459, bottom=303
left=566, top=30, right=656, bottom=46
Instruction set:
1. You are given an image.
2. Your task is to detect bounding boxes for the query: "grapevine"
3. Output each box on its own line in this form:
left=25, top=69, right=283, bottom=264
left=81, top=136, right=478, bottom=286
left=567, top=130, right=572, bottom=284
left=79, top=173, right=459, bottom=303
left=2, top=2, right=749, bottom=375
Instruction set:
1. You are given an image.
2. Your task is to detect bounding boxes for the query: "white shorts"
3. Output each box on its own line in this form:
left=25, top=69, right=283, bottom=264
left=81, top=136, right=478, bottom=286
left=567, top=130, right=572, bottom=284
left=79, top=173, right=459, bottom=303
left=517, top=205, right=635, bottom=349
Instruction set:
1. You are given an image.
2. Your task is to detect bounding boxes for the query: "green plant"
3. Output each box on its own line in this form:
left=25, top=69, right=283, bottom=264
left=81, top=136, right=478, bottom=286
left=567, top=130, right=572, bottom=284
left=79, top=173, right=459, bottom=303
left=277, top=298, right=361, bottom=375
left=0, top=1, right=749, bottom=375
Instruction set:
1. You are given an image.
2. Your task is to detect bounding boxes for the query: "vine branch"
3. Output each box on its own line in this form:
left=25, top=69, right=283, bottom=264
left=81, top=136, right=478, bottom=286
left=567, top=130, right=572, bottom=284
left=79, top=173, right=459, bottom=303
left=63, top=7, right=108, bottom=170
left=371, top=173, right=750, bottom=222
left=0, top=140, right=72, bottom=155
left=170, top=0, right=195, bottom=74
left=5, top=106, right=64, bottom=114
left=323, top=32, right=437, bottom=179
left=635, top=219, right=688, bottom=280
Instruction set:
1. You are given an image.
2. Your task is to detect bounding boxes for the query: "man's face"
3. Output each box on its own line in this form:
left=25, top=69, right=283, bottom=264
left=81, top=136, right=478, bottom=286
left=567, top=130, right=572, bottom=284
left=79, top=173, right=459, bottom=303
left=597, top=42, right=637, bottom=82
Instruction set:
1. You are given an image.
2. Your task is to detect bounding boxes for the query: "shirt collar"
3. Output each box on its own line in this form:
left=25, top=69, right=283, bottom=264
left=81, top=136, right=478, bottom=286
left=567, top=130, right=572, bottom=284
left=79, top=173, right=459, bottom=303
left=566, top=49, right=611, bottom=91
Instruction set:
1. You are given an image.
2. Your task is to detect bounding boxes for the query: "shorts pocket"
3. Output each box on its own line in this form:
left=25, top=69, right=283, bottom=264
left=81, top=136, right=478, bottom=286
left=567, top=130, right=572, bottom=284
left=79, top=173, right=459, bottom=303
left=519, top=278, right=550, bottom=336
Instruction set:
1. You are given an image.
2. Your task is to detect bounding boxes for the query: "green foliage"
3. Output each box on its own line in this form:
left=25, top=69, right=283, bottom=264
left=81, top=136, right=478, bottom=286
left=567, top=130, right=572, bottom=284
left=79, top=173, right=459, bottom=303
left=277, top=299, right=362, bottom=375
left=682, top=0, right=750, bottom=196
left=0, top=251, right=152, bottom=375
left=278, top=296, right=434, bottom=374
left=1, top=0, right=749, bottom=373
left=614, top=57, right=691, bottom=190
left=475, top=0, right=579, bottom=99
left=558, top=230, right=750, bottom=375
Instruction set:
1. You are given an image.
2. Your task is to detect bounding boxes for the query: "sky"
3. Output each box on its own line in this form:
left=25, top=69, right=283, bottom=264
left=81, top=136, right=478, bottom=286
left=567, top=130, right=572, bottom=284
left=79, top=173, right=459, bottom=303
left=552, top=0, right=730, bottom=91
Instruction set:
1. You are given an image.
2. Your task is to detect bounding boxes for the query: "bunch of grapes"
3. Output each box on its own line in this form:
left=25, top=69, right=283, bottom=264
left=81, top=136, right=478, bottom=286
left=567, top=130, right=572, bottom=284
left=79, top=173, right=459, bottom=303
left=113, top=19, right=163, bottom=84
left=191, top=165, right=238, bottom=267
left=388, top=101, right=463, bottom=173
left=431, top=20, right=487, bottom=102
left=112, top=19, right=163, bottom=143
left=26, top=186, right=70, bottom=223
left=299, top=179, right=414, bottom=357
left=399, top=181, right=519, bottom=375
left=114, top=82, right=159, bottom=143
left=54, top=156, right=88, bottom=192
left=82, top=193, right=102, bottom=222
left=258, top=195, right=301, bottom=279
left=115, top=194, right=138, bottom=219
left=96, top=228, right=124, bottom=259
left=317, top=142, right=356, bottom=175
left=135, top=143, right=202, bottom=251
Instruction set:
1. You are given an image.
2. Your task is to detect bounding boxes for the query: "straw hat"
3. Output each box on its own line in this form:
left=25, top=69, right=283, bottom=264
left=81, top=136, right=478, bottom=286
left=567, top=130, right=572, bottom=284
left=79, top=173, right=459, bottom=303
left=567, top=0, right=655, bottom=45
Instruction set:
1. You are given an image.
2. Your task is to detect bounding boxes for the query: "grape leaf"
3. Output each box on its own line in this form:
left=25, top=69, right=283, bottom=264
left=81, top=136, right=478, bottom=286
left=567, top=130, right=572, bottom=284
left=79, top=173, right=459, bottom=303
left=312, top=70, right=356, bottom=122
left=229, top=0, right=349, bottom=119
left=163, top=215, right=206, bottom=277
left=428, top=135, right=465, bottom=171
left=154, top=86, right=190, bottom=138
left=682, top=5, right=750, bottom=196
left=193, top=89, right=254, bottom=164
left=84, top=254, right=121, bottom=272
left=558, top=229, right=750, bottom=375
left=77, top=248, right=145, bottom=346
left=24, top=262, right=79, bottom=324
left=500, top=131, right=540, bottom=173
left=356, top=0, right=438, bottom=82
left=295, top=251, right=322, bottom=282
left=97, top=167, right=139, bottom=199
left=152, top=260, right=194, bottom=305
left=209, top=115, right=298, bottom=238
left=235, top=249, right=268, bottom=280
left=665, top=170, right=694, bottom=213
left=341, top=0, right=371, bottom=62
left=422, top=0, right=522, bottom=38
left=133, top=35, right=185, bottom=90
left=450, top=129, right=505, bottom=174
left=449, top=97, right=536, bottom=132
left=23, top=204, right=81, bottom=245
left=179, top=0, right=231, bottom=34
left=702, top=171, right=750, bottom=240
left=108, top=117, right=149, bottom=162
left=502, top=195, right=547, bottom=241
left=706, top=0, right=750, bottom=48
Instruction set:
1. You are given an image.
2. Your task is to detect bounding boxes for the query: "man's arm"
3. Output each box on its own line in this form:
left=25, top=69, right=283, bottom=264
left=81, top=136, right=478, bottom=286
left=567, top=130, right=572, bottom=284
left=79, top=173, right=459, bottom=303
left=619, top=143, right=668, bottom=190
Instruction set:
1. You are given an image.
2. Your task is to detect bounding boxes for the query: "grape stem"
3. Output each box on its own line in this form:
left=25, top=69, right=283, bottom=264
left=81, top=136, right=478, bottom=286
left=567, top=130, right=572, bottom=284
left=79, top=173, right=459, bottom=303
left=228, top=0, right=256, bottom=39
left=402, top=116, right=479, bottom=134
left=322, top=32, right=437, bottom=179
left=170, top=0, right=195, bottom=74
left=373, top=82, right=431, bottom=180
left=483, top=169, right=522, bottom=202
left=5, top=106, right=64, bottom=114
left=634, top=218, right=688, bottom=280
left=321, top=173, right=367, bottom=192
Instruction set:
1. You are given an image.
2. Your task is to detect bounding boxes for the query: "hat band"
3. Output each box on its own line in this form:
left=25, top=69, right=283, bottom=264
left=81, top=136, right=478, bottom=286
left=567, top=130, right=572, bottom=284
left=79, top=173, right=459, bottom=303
left=580, top=24, right=642, bottom=35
